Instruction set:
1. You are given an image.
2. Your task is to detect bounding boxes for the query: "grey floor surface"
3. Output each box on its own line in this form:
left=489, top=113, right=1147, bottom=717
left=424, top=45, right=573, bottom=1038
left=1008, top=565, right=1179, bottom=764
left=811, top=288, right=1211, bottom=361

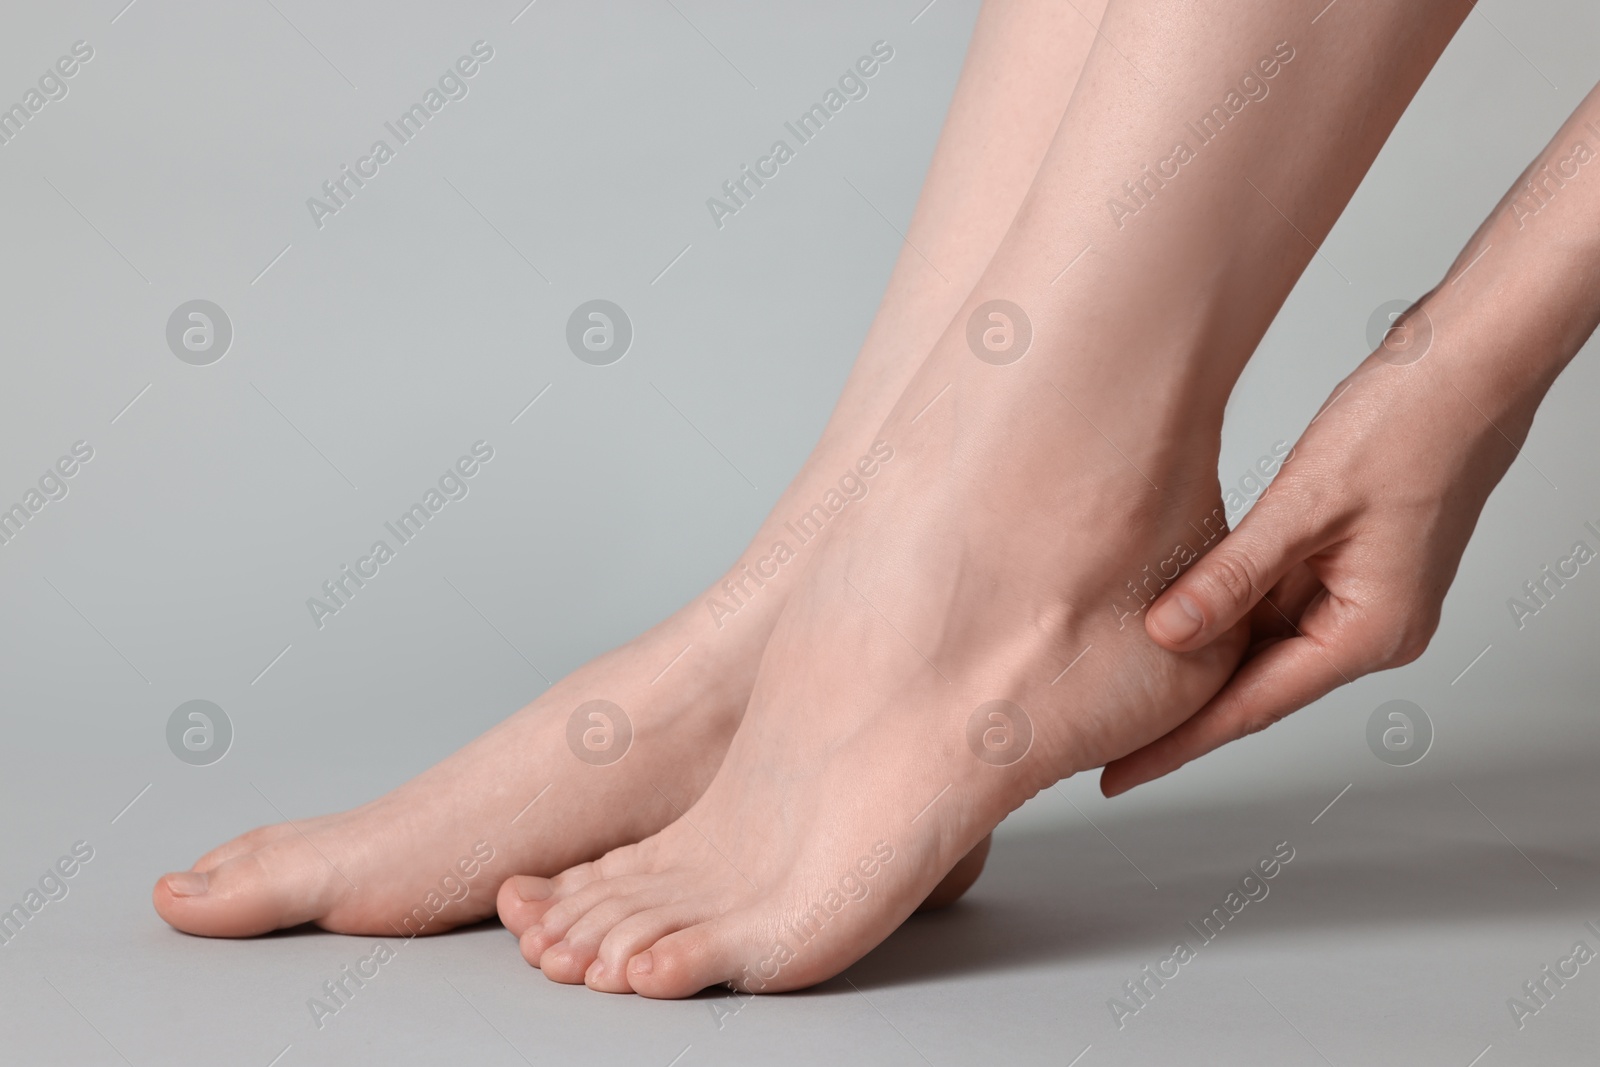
left=3, top=752, right=1598, bottom=1066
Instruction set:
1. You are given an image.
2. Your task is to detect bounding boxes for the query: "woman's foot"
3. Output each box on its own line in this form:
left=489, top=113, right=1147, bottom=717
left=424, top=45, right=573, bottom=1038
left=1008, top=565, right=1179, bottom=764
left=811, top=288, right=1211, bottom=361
left=498, top=834, right=990, bottom=939
left=152, top=0, right=1109, bottom=943
left=155, top=470, right=996, bottom=942
left=508, top=347, right=1248, bottom=994
left=152, top=602, right=763, bottom=938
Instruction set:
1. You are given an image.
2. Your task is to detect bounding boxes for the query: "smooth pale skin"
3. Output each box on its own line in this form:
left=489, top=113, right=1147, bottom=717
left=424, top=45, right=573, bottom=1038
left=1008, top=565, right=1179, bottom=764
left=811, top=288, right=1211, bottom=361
left=153, top=0, right=1112, bottom=941
left=511, top=0, right=1517, bottom=999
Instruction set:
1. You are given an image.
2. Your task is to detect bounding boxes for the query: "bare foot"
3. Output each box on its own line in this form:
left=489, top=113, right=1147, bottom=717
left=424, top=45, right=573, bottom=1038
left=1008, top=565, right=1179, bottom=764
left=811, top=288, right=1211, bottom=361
left=151, top=603, right=765, bottom=938
left=155, top=516, right=993, bottom=941
left=508, top=361, right=1247, bottom=994
left=157, top=480, right=999, bottom=940
left=153, top=0, right=1106, bottom=942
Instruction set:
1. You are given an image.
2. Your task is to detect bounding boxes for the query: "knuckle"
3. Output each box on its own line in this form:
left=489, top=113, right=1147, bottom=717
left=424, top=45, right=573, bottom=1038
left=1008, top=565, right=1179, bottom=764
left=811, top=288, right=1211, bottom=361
left=591, top=844, right=640, bottom=881
left=1240, top=715, right=1278, bottom=738
left=1238, top=702, right=1289, bottom=739
left=1374, top=616, right=1439, bottom=670
left=557, top=860, right=599, bottom=888
left=1383, top=633, right=1431, bottom=669
left=1216, top=687, right=1284, bottom=740
left=241, top=824, right=281, bottom=848
left=1201, top=552, right=1259, bottom=607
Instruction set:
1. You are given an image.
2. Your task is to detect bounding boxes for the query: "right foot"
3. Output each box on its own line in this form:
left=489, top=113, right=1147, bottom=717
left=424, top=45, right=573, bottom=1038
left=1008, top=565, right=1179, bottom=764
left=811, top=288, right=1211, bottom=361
left=506, top=334, right=1249, bottom=996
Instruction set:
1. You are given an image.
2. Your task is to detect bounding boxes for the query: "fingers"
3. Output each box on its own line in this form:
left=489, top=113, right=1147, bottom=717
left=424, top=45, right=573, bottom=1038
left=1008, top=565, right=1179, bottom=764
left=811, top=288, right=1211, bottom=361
left=1245, top=563, right=1324, bottom=649
left=1145, top=496, right=1326, bottom=653
left=1102, top=620, right=1386, bottom=797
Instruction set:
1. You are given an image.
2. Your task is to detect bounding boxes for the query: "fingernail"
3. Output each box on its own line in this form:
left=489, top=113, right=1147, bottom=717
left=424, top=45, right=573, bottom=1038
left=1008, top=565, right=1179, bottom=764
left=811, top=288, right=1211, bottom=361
left=165, top=871, right=209, bottom=897
left=514, top=876, right=552, bottom=902
left=1151, top=594, right=1204, bottom=643
left=630, top=951, right=654, bottom=977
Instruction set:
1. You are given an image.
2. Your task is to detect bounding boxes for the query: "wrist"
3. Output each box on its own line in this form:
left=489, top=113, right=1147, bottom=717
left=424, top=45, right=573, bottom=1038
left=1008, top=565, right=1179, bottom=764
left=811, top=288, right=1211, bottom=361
left=1411, top=279, right=1563, bottom=436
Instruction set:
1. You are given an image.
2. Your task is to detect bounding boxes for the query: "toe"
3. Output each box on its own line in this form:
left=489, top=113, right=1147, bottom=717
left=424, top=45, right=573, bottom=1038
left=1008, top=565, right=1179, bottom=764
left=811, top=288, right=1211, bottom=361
left=540, top=889, right=677, bottom=985
left=627, top=919, right=746, bottom=999
left=545, top=860, right=607, bottom=899
left=589, top=903, right=712, bottom=993
left=152, top=845, right=338, bottom=937
left=189, top=823, right=296, bottom=873
left=496, top=876, right=555, bottom=937
left=518, top=875, right=657, bottom=963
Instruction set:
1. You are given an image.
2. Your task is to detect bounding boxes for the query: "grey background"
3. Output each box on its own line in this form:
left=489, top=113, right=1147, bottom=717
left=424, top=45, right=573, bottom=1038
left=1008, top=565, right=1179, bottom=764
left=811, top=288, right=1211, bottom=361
left=2, top=0, right=1598, bottom=1064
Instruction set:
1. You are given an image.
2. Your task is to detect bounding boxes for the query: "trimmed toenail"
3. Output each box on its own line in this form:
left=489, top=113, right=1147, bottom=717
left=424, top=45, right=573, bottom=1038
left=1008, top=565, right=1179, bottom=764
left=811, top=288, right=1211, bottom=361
left=585, top=959, right=604, bottom=985
left=1151, top=593, right=1204, bottom=642
left=514, top=876, right=552, bottom=902
left=630, top=951, right=653, bottom=976
left=165, top=871, right=209, bottom=897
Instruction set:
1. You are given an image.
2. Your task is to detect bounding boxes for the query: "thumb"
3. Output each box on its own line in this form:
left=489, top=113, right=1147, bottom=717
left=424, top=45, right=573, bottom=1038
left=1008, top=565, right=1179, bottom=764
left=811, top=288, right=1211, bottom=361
left=1146, top=495, right=1317, bottom=652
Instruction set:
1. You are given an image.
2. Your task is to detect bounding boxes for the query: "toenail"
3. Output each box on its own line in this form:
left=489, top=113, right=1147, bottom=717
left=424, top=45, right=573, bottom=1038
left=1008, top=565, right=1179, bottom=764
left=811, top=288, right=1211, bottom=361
left=585, top=959, right=604, bottom=985
left=629, top=951, right=653, bottom=977
left=1151, top=593, right=1204, bottom=642
left=165, top=871, right=209, bottom=897
left=514, top=876, right=552, bottom=902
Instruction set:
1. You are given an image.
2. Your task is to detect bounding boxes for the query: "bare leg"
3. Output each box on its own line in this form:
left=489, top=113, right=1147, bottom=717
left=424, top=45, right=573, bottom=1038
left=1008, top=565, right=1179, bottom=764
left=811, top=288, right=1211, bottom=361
left=514, top=0, right=1473, bottom=996
left=152, top=0, right=1107, bottom=939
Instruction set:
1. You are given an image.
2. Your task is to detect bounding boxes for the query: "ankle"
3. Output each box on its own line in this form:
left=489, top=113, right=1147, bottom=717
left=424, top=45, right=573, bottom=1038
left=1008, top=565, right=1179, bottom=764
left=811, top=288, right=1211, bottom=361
left=888, top=352, right=1223, bottom=521
left=947, top=243, right=1252, bottom=441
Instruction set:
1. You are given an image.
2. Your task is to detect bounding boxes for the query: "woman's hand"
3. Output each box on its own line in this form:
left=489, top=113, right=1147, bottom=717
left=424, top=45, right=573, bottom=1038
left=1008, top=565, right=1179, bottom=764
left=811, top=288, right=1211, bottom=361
left=1101, top=70, right=1600, bottom=796
left=1101, top=337, right=1537, bottom=796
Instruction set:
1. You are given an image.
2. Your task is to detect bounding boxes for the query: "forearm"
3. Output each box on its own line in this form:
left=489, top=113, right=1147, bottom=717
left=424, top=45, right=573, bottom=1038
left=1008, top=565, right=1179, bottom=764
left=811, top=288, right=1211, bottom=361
left=1416, top=80, right=1600, bottom=433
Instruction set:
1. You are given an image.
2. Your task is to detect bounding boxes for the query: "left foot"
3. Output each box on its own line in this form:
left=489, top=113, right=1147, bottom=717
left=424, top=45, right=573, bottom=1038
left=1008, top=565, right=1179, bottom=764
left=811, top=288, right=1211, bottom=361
left=506, top=333, right=1247, bottom=994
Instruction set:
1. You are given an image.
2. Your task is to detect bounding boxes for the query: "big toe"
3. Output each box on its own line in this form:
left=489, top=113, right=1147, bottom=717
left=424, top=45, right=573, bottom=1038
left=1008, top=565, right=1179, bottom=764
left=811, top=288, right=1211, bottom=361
left=496, top=875, right=555, bottom=937
left=153, top=844, right=340, bottom=937
left=626, top=918, right=747, bottom=1000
